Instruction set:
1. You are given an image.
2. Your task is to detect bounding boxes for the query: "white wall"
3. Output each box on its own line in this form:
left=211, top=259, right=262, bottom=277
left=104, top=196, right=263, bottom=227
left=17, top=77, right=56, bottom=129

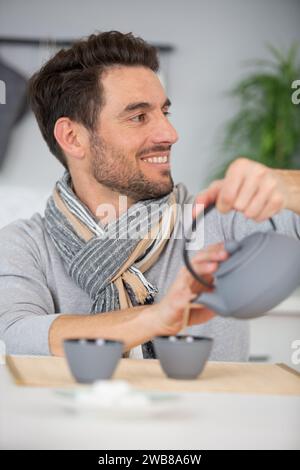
left=0, top=0, right=300, bottom=194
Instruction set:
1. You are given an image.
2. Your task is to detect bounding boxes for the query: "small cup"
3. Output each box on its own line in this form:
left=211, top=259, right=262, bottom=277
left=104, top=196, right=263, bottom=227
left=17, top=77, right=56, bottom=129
left=64, top=338, right=124, bottom=383
left=153, top=335, right=213, bottom=380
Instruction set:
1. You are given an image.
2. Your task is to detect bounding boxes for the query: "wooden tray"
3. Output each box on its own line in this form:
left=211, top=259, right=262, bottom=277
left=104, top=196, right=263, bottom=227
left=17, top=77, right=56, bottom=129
left=6, top=355, right=300, bottom=395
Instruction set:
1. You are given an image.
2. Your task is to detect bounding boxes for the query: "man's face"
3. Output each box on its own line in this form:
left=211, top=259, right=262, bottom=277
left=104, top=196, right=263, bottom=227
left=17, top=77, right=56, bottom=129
left=89, top=66, right=178, bottom=201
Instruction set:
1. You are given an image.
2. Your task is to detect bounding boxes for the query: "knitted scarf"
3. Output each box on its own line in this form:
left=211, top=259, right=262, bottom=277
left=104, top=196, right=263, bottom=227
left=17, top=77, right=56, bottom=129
left=44, top=171, right=177, bottom=358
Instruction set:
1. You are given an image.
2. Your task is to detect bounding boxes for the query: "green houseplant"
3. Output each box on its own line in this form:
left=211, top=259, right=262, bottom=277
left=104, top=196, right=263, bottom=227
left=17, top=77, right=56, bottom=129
left=212, top=44, right=300, bottom=179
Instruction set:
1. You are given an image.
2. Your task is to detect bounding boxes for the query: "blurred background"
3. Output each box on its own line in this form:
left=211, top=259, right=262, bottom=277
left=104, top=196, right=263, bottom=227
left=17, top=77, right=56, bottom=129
left=0, top=0, right=299, bottom=369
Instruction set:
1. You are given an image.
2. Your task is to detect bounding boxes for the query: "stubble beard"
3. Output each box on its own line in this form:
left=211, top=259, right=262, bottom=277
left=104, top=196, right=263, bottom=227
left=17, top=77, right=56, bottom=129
left=90, top=133, right=174, bottom=201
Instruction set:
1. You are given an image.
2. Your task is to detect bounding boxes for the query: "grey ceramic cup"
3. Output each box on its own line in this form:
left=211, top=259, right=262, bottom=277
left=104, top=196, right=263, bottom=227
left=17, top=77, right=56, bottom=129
left=153, top=335, right=213, bottom=380
left=63, top=338, right=124, bottom=383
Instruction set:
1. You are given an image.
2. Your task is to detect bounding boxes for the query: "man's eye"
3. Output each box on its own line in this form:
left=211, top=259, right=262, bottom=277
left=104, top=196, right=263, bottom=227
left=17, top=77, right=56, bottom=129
left=131, top=114, right=146, bottom=123
left=130, top=111, right=171, bottom=123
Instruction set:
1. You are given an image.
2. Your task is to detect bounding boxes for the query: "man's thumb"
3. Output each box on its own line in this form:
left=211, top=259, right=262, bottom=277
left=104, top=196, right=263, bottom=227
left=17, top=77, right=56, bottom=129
left=193, top=180, right=223, bottom=219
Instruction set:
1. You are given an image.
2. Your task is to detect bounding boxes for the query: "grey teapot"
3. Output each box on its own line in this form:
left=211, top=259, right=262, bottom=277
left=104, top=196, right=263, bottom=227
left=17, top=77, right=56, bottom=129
left=183, top=204, right=300, bottom=319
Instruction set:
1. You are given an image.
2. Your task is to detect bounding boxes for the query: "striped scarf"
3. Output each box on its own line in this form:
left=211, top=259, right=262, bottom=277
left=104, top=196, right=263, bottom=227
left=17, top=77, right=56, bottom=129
left=44, top=171, right=177, bottom=358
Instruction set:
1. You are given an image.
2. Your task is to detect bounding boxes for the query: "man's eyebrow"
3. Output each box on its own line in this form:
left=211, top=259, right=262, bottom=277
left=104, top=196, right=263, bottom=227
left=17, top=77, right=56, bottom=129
left=119, top=98, right=171, bottom=115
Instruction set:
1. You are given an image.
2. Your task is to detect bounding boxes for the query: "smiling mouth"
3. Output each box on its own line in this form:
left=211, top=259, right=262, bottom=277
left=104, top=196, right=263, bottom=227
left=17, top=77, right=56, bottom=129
left=140, top=154, right=170, bottom=165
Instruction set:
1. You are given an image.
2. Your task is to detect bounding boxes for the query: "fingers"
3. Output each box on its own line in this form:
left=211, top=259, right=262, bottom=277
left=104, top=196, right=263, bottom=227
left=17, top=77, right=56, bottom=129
left=193, top=180, right=223, bottom=219
left=206, top=159, right=286, bottom=221
left=179, top=303, right=216, bottom=331
left=190, top=243, right=228, bottom=275
left=216, top=160, right=247, bottom=213
left=163, top=243, right=229, bottom=319
left=242, top=188, right=273, bottom=220
left=232, top=173, right=260, bottom=213
left=182, top=243, right=228, bottom=295
left=188, top=305, right=216, bottom=325
left=234, top=169, right=278, bottom=219
left=254, top=193, right=285, bottom=222
left=192, top=242, right=228, bottom=263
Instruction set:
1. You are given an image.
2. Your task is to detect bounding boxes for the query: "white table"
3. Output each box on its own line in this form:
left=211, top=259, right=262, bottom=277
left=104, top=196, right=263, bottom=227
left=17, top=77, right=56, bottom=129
left=0, top=363, right=299, bottom=450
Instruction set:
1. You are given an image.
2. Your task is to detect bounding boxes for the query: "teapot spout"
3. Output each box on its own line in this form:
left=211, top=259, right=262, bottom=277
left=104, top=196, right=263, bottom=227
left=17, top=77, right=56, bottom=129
left=198, top=291, right=227, bottom=316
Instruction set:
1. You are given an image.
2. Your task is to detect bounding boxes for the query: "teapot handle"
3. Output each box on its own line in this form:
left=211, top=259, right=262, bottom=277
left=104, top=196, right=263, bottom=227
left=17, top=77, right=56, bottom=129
left=183, top=203, right=277, bottom=289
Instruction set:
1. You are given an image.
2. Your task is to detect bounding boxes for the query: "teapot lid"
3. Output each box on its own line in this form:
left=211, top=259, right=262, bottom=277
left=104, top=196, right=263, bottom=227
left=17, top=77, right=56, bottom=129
left=217, top=232, right=267, bottom=277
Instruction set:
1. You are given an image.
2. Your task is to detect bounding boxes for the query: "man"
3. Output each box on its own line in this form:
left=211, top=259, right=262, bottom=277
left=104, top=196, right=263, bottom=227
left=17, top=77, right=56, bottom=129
left=0, top=31, right=299, bottom=360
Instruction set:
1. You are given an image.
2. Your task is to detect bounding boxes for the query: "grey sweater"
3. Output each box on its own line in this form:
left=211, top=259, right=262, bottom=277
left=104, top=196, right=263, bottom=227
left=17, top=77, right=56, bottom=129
left=0, top=183, right=299, bottom=360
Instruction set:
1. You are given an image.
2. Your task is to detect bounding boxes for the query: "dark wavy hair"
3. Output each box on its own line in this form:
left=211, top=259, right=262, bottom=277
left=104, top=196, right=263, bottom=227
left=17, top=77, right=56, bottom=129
left=28, top=31, right=159, bottom=168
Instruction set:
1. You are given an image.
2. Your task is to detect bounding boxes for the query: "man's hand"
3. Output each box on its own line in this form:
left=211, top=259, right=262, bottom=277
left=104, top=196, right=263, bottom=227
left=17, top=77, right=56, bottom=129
left=194, top=158, right=300, bottom=220
left=49, top=244, right=228, bottom=355
left=155, top=243, right=228, bottom=336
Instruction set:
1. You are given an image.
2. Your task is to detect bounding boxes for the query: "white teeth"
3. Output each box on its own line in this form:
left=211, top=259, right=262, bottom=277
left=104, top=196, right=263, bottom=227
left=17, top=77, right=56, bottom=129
left=143, top=155, right=168, bottom=164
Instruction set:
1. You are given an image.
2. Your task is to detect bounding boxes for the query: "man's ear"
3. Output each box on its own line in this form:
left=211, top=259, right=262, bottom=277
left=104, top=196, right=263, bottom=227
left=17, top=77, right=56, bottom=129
left=54, top=117, right=89, bottom=161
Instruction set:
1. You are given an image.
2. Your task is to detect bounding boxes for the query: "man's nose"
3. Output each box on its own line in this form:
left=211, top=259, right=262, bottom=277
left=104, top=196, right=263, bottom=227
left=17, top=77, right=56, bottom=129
left=151, top=115, right=179, bottom=145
